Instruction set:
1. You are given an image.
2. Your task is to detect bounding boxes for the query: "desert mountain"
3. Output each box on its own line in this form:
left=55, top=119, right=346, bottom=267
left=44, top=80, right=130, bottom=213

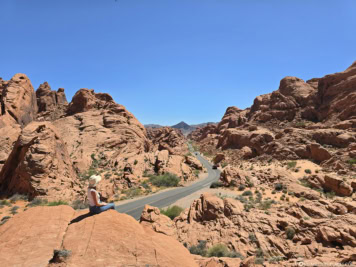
left=145, top=121, right=217, bottom=136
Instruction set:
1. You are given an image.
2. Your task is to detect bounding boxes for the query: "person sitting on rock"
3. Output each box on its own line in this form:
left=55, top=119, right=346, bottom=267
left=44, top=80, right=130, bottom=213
left=88, top=175, right=115, bottom=214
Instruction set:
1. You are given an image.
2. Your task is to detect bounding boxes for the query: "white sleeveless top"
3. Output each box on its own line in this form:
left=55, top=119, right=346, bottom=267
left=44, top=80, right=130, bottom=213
left=88, top=188, right=100, bottom=207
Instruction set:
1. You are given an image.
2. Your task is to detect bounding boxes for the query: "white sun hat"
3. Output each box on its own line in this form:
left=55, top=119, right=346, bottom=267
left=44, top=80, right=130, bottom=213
left=89, top=175, right=102, bottom=187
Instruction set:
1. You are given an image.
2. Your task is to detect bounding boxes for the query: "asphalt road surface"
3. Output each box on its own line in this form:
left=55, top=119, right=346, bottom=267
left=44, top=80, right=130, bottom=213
left=115, top=145, right=220, bottom=220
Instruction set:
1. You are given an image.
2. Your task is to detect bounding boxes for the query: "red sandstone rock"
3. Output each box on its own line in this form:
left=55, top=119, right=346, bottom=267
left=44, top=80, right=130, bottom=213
left=0, top=73, right=37, bottom=126
left=0, top=121, right=82, bottom=200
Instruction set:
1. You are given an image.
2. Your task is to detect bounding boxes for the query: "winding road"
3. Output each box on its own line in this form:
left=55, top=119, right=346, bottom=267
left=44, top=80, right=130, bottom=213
left=115, top=145, right=220, bottom=220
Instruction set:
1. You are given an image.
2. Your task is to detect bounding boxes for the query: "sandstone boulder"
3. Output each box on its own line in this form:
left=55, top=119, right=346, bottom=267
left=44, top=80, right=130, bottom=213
left=36, top=82, right=68, bottom=120
left=0, top=121, right=81, bottom=200
left=307, top=143, right=332, bottom=163
left=0, top=206, right=198, bottom=267
left=0, top=73, right=37, bottom=126
left=64, top=209, right=197, bottom=266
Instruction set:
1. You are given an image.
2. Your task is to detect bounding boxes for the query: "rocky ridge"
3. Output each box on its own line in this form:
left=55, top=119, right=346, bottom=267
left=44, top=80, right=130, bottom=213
left=0, top=76, right=202, bottom=202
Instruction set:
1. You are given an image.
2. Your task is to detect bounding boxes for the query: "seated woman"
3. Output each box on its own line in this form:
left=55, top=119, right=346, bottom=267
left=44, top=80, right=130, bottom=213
left=88, top=175, right=115, bottom=214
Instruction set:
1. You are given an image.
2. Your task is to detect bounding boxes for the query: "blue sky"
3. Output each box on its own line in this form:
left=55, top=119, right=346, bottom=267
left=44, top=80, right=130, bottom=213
left=0, top=0, right=355, bottom=125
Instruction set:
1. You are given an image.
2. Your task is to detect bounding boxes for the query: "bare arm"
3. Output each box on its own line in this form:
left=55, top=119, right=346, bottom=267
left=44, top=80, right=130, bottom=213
left=91, top=191, right=106, bottom=207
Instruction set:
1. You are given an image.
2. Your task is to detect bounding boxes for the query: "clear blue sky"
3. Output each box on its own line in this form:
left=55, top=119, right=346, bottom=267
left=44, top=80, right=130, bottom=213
left=0, top=0, right=355, bottom=125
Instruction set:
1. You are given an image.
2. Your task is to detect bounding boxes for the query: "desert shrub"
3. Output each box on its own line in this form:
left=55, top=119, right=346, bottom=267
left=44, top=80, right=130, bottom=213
left=271, top=190, right=276, bottom=194
left=0, top=199, right=11, bottom=206
left=149, top=173, right=180, bottom=187
left=10, top=206, right=20, bottom=215
left=304, top=169, right=312, bottom=174
left=9, top=194, right=28, bottom=203
left=286, top=161, right=297, bottom=169
left=134, top=159, right=138, bottom=165
left=47, top=200, right=69, bottom=206
left=282, top=189, right=287, bottom=194
left=160, top=205, right=184, bottom=220
left=141, top=181, right=151, bottom=190
left=189, top=240, right=207, bottom=256
left=249, top=233, right=257, bottom=242
left=50, top=249, right=72, bottom=263
left=242, top=190, right=253, bottom=196
left=286, top=227, right=296, bottom=240
left=0, top=216, right=11, bottom=225
left=194, top=170, right=200, bottom=177
left=346, top=158, right=356, bottom=165
left=207, top=244, right=229, bottom=257
left=238, top=184, right=246, bottom=191
left=121, top=187, right=143, bottom=199
left=244, top=202, right=254, bottom=212
left=28, top=198, right=48, bottom=207
left=274, top=183, right=283, bottom=191
left=324, top=191, right=335, bottom=199
left=269, top=256, right=284, bottom=263
left=255, top=257, right=264, bottom=265
left=221, top=162, right=228, bottom=168
left=258, top=199, right=274, bottom=210
left=71, top=199, right=87, bottom=210
left=210, top=181, right=223, bottom=188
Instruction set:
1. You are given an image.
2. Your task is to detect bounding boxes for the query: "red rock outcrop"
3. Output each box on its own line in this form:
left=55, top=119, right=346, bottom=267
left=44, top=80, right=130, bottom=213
left=0, top=121, right=82, bottom=200
left=0, top=206, right=198, bottom=267
left=317, top=61, right=356, bottom=121
left=0, top=73, right=37, bottom=126
left=142, top=193, right=356, bottom=265
left=36, top=82, right=68, bottom=121
left=147, top=126, right=188, bottom=155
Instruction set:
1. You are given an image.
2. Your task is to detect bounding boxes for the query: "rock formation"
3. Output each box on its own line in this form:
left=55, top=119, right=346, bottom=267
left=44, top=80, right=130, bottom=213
left=36, top=81, right=68, bottom=121
left=141, top=193, right=356, bottom=265
left=0, top=206, right=198, bottom=267
left=0, top=121, right=82, bottom=200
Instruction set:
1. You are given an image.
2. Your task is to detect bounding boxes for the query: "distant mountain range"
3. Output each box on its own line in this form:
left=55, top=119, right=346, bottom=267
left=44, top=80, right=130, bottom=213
left=145, top=121, right=217, bottom=136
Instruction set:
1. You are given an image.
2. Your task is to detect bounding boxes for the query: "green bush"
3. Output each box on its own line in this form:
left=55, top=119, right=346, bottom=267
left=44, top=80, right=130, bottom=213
left=160, top=205, right=184, bottom=220
left=286, top=161, right=297, bottom=169
left=0, top=216, right=11, bottom=226
left=242, top=190, right=253, bottom=196
left=304, top=169, right=312, bottom=174
left=28, top=198, right=48, bottom=207
left=47, top=200, right=69, bottom=206
left=134, top=159, right=138, bottom=165
left=286, top=227, right=296, bottom=240
left=274, top=183, right=283, bottom=191
left=248, top=233, right=257, bottom=243
left=346, top=158, right=356, bottom=165
left=121, top=187, right=143, bottom=199
left=10, top=206, right=20, bottom=215
left=149, top=173, right=180, bottom=187
left=189, top=240, right=207, bottom=256
left=207, top=244, right=229, bottom=257
left=0, top=199, right=11, bottom=206
left=238, top=184, right=246, bottom=191
left=9, top=194, right=28, bottom=203
left=71, top=199, right=87, bottom=210
left=258, top=199, right=274, bottom=210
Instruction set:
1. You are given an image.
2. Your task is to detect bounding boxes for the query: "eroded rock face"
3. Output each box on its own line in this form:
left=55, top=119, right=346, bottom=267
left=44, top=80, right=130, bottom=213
left=147, top=126, right=188, bottom=155
left=217, top=106, right=248, bottom=132
left=63, top=209, right=198, bottom=267
left=317, top=61, right=356, bottom=121
left=36, top=82, right=68, bottom=121
left=142, top=193, right=356, bottom=265
left=0, top=121, right=81, bottom=200
left=0, top=73, right=37, bottom=126
left=0, top=206, right=198, bottom=267
left=0, top=206, right=75, bottom=267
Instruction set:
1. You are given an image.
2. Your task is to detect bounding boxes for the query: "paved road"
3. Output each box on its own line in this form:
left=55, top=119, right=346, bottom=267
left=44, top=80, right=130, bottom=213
left=115, top=145, right=220, bottom=220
